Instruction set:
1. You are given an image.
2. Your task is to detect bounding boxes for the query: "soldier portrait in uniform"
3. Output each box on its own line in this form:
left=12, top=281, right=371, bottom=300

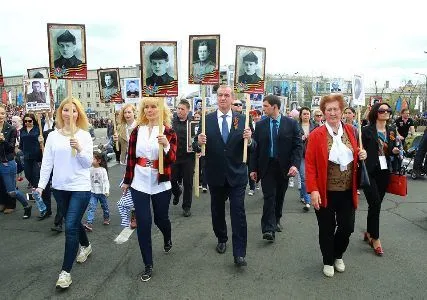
left=193, top=97, right=202, bottom=114
left=140, top=41, right=178, bottom=97
left=352, top=75, right=365, bottom=106
left=234, top=45, right=266, bottom=93
left=123, top=78, right=140, bottom=104
left=188, top=35, right=220, bottom=84
left=97, top=68, right=121, bottom=103
left=27, top=67, right=49, bottom=79
left=27, top=81, right=46, bottom=103
left=47, top=23, right=87, bottom=79
left=311, top=96, right=321, bottom=108
left=187, top=121, right=199, bottom=153
left=25, top=78, right=50, bottom=112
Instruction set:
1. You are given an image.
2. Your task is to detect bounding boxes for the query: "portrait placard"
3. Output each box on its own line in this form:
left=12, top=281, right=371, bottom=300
left=234, top=45, right=266, bottom=94
left=140, top=41, right=178, bottom=97
left=369, top=96, right=382, bottom=107
left=193, top=97, right=202, bottom=115
left=0, top=57, right=3, bottom=87
left=289, top=101, right=299, bottom=112
left=97, top=68, right=122, bottom=103
left=250, top=93, right=263, bottom=110
left=188, top=35, right=220, bottom=85
left=123, top=77, right=141, bottom=104
left=311, top=96, right=321, bottom=109
left=47, top=23, right=87, bottom=80
left=279, top=96, right=288, bottom=114
left=27, top=67, right=49, bottom=79
left=24, top=79, right=51, bottom=112
left=187, top=120, right=200, bottom=153
left=352, top=75, right=366, bottom=106
left=165, top=97, right=175, bottom=109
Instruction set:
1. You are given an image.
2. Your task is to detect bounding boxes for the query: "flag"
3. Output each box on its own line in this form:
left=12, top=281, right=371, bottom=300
left=8, top=91, right=12, bottom=104
left=395, top=97, right=402, bottom=112
left=17, top=93, right=23, bottom=105
left=1, top=90, right=7, bottom=104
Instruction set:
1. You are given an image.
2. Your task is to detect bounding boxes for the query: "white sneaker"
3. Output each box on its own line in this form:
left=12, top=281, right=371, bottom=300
left=303, top=203, right=310, bottom=211
left=56, top=270, right=72, bottom=289
left=323, top=265, right=334, bottom=277
left=334, top=259, right=345, bottom=272
left=256, top=184, right=260, bottom=190
left=76, top=244, right=92, bottom=263
left=248, top=190, right=254, bottom=196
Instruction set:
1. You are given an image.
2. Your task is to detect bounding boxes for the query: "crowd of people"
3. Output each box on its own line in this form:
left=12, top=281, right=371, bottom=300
left=1, top=88, right=426, bottom=289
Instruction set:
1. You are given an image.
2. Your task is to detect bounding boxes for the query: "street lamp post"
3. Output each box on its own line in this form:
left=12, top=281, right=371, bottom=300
left=415, top=72, right=427, bottom=112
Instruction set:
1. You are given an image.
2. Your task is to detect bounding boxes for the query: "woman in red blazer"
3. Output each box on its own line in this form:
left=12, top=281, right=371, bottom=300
left=305, top=94, right=366, bottom=278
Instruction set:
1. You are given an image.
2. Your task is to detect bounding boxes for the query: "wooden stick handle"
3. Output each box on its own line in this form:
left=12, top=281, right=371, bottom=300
left=357, top=105, right=363, bottom=150
left=112, top=105, right=119, bottom=150
left=243, top=93, right=250, bottom=163
left=194, top=153, right=200, bottom=198
left=36, top=113, right=44, bottom=153
left=158, top=98, right=164, bottom=174
left=201, top=87, right=206, bottom=156
left=67, top=80, right=76, bottom=156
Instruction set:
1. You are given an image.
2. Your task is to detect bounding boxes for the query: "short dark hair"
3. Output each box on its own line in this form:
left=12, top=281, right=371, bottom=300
left=368, top=102, right=392, bottom=125
left=400, top=108, right=409, bottom=114
left=198, top=41, right=210, bottom=52
left=298, top=106, right=311, bottom=123
left=344, top=107, right=356, bottom=114
left=263, top=95, right=281, bottom=109
left=32, top=81, right=41, bottom=87
left=179, top=99, right=190, bottom=110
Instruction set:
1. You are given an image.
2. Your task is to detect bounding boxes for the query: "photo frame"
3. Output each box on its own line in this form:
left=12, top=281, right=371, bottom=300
left=165, top=97, right=175, bottom=109
left=27, top=67, right=49, bottom=79
left=250, top=93, right=263, bottom=110
left=123, top=77, right=141, bottom=104
left=24, top=78, right=51, bottom=112
left=234, top=45, right=266, bottom=94
left=289, top=101, right=299, bottom=112
left=140, top=41, right=178, bottom=97
left=97, top=68, right=122, bottom=103
left=352, top=75, right=365, bottom=106
left=0, top=57, right=3, bottom=87
left=187, top=120, right=200, bottom=153
left=47, top=23, right=87, bottom=80
left=279, top=96, right=288, bottom=114
left=369, top=96, right=382, bottom=107
left=193, top=97, right=203, bottom=115
left=311, top=96, right=321, bottom=109
left=188, top=34, right=220, bottom=85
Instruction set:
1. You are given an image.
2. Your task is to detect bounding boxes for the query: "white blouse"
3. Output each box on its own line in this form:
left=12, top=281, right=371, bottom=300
left=131, top=125, right=171, bottom=194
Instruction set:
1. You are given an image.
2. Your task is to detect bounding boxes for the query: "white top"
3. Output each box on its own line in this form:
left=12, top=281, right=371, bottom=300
left=131, top=125, right=171, bottom=194
left=90, top=167, right=110, bottom=194
left=216, top=109, right=232, bottom=135
left=38, top=129, right=93, bottom=191
left=43, top=118, right=54, bottom=132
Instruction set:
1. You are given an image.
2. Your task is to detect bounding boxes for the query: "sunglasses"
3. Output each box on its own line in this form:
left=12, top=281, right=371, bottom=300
left=24, top=119, right=33, bottom=123
left=315, top=115, right=323, bottom=117
left=233, top=103, right=243, bottom=107
left=378, top=108, right=392, bottom=114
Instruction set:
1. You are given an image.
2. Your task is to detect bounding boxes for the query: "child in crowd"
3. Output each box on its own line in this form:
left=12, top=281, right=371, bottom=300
left=84, top=151, right=110, bottom=231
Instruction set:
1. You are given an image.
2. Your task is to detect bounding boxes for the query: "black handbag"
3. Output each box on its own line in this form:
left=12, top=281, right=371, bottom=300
left=358, top=160, right=370, bottom=188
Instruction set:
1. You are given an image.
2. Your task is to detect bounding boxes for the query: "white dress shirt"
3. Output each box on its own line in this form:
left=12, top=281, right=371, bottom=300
left=216, top=109, right=233, bottom=135
left=131, top=125, right=171, bottom=195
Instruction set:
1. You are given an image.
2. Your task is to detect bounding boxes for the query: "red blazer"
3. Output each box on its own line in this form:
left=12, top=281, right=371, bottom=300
left=123, top=125, right=177, bottom=185
left=305, top=124, right=359, bottom=209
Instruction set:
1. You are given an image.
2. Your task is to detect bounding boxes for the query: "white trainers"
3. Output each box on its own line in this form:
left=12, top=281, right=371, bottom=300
left=76, top=244, right=92, bottom=263
left=56, top=270, right=72, bottom=289
left=323, top=265, right=334, bottom=277
left=303, top=203, right=310, bottom=211
left=248, top=190, right=254, bottom=196
left=334, top=259, right=345, bottom=272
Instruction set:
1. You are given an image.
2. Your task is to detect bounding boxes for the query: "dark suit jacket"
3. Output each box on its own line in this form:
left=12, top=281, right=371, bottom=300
left=362, top=124, right=398, bottom=173
left=54, top=55, right=82, bottom=69
left=146, top=73, right=174, bottom=86
left=250, top=114, right=303, bottom=179
left=194, top=111, right=252, bottom=187
left=238, top=73, right=261, bottom=84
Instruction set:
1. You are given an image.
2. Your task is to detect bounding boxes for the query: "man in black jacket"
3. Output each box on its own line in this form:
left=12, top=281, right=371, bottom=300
left=171, top=99, right=195, bottom=217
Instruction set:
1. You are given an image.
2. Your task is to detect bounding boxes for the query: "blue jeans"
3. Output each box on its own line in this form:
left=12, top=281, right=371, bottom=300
left=52, top=190, right=90, bottom=273
left=298, top=159, right=311, bottom=204
left=0, top=160, right=29, bottom=207
left=86, top=193, right=110, bottom=224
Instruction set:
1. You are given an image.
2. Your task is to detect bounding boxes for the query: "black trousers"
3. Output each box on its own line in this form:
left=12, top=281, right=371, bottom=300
left=363, top=169, right=390, bottom=239
left=260, top=158, right=289, bottom=233
left=315, top=190, right=355, bottom=265
left=171, top=158, right=195, bottom=210
left=210, top=180, right=247, bottom=258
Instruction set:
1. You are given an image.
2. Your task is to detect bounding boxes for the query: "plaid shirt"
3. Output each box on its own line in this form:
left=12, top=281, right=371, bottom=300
left=123, top=125, right=177, bottom=185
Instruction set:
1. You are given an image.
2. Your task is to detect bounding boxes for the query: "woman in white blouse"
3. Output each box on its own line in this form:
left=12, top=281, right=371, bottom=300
left=36, top=99, right=93, bottom=289
left=121, top=97, right=177, bottom=282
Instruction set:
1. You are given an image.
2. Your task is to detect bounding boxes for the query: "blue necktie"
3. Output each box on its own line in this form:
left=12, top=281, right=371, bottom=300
left=272, top=119, right=278, bottom=157
left=221, top=115, right=229, bottom=143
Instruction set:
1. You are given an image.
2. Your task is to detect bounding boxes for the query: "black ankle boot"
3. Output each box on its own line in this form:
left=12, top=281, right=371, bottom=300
left=23, top=205, right=32, bottom=219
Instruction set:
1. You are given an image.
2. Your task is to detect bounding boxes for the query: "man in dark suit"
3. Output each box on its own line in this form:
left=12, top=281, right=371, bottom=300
left=146, top=47, right=174, bottom=86
left=27, top=81, right=46, bottom=103
left=238, top=51, right=261, bottom=84
left=54, top=30, right=83, bottom=69
left=195, top=85, right=253, bottom=267
left=250, top=95, right=302, bottom=242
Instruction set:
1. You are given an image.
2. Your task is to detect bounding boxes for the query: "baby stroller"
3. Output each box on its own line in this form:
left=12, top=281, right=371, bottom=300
left=401, top=135, right=424, bottom=179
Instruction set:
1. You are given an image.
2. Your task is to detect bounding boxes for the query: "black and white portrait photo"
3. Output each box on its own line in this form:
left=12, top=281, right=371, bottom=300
left=141, top=41, right=178, bottom=97
left=97, top=68, right=121, bottom=103
left=187, top=121, right=200, bottom=153
left=290, top=101, right=298, bottom=112
left=189, top=35, right=220, bottom=84
left=27, top=67, right=49, bottom=79
left=311, top=96, right=321, bottom=108
left=166, top=97, right=174, bottom=108
left=234, top=45, right=266, bottom=93
left=124, top=77, right=140, bottom=104
left=47, top=23, right=87, bottom=79
left=352, top=75, right=365, bottom=106
left=25, top=78, right=50, bottom=112
left=193, top=97, right=203, bottom=114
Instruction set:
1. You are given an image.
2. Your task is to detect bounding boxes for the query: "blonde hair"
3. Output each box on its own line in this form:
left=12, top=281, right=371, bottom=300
left=137, top=97, right=172, bottom=127
left=118, top=103, right=137, bottom=125
left=55, top=98, right=89, bottom=130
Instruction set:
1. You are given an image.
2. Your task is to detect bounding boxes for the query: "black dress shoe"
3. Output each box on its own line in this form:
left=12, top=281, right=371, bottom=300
left=164, top=240, right=172, bottom=253
left=263, top=232, right=275, bottom=242
left=234, top=256, right=247, bottom=267
left=216, top=242, right=226, bottom=254
left=51, top=224, right=63, bottom=232
left=183, top=209, right=191, bottom=217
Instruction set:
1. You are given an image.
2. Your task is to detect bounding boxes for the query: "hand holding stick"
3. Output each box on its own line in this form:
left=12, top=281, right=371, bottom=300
left=36, top=113, right=44, bottom=153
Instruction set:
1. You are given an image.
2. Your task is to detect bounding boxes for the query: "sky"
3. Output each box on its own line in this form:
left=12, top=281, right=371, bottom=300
left=1, top=0, right=427, bottom=94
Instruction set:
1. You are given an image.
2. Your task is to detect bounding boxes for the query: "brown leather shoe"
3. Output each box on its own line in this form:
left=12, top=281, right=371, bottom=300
left=3, top=208, right=15, bottom=214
